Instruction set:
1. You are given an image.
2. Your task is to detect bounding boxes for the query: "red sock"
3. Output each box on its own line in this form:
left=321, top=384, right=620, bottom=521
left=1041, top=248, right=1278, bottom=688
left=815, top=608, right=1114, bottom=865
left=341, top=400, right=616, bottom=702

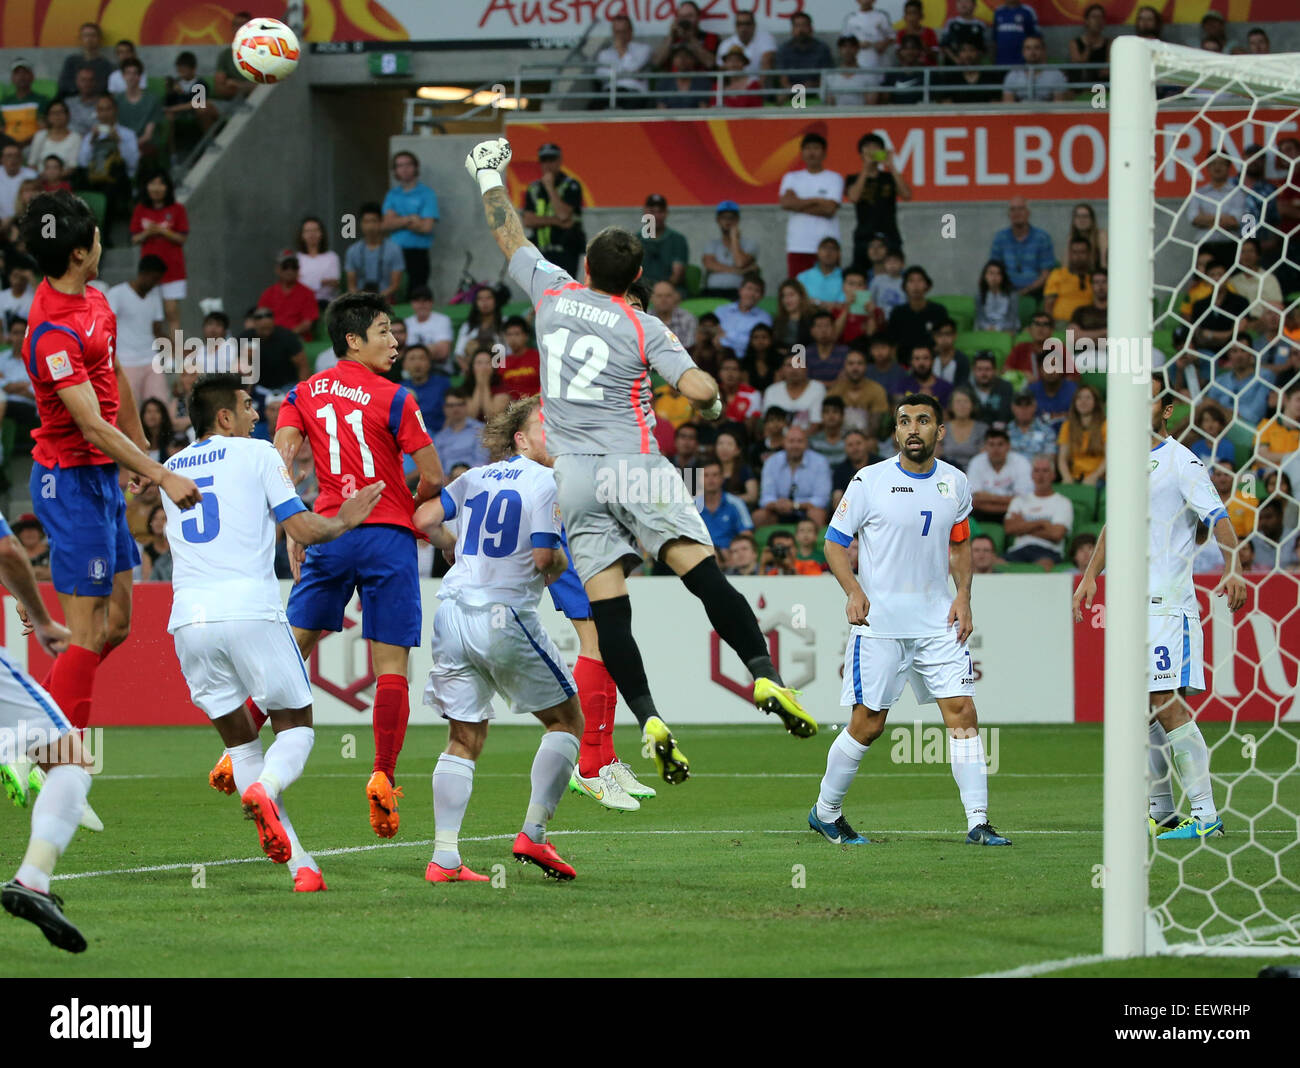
left=246, top=698, right=268, bottom=731
left=600, top=665, right=619, bottom=767
left=574, top=656, right=608, bottom=778
left=371, top=674, right=409, bottom=784
left=44, top=644, right=100, bottom=731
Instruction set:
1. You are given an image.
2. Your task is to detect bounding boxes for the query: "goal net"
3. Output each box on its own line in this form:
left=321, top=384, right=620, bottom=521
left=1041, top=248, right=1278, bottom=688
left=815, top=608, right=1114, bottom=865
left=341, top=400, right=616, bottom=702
left=1105, top=37, right=1300, bottom=958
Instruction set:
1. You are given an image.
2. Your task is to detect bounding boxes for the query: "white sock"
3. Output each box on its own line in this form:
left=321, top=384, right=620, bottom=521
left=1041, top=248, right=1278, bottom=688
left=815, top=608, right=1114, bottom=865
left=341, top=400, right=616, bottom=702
left=522, top=731, right=579, bottom=844
left=275, top=801, right=317, bottom=875
left=949, top=733, right=989, bottom=832
left=1148, top=721, right=1175, bottom=821
left=15, top=765, right=92, bottom=894
left=432, top=753, right=476, bottom=869
left=1167, top=721, right=1217, bottom=822
left=258, top=726, right=315, bottom=798
left=228, top=739, right=265, bottom=797
left=816, top=730, right=869, bottom=824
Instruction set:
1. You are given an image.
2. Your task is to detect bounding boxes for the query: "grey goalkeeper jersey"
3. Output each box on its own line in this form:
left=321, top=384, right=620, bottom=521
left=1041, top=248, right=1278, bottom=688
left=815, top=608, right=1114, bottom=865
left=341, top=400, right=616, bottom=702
left=508, top=245, right=698, bottom=456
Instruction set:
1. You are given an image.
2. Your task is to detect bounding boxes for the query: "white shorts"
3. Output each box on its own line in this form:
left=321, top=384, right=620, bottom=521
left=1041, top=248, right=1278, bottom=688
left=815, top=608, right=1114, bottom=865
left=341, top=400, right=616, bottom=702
left=173, top=618, right=313, bottom=719
left=159, top=279, right=187, bottom=301
left=0, top=651, right=71, bottom=761
left=840, top=627, right=975, bottom=710
left=1149, top=612, right=1205, bottom=695
left=423, top=599, right=576, bottom=723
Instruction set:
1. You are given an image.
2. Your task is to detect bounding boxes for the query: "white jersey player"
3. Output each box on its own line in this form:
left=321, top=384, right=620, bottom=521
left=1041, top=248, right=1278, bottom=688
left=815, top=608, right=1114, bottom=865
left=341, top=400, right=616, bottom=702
left=163, top=375, right=382, bottom=890
left=1074, top=374, right=1247, bottom=841
left=812, top=394, right=1011, bottom=848
left=464, top=135, right=817, bottom=794
left=415, top=396, right=584, bottom=883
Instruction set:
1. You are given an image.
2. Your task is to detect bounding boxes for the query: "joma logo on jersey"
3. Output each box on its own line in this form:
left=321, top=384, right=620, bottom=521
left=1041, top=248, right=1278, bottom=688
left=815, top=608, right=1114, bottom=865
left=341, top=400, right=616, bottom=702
left=891, top=486, right=914, bottom=493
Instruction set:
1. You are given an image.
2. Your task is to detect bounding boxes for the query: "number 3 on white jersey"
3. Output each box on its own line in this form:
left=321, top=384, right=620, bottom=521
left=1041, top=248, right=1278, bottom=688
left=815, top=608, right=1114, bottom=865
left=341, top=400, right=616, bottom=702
left=542, top=328, right=609, bottom=401
left=315, top=403, right=376, bottom=477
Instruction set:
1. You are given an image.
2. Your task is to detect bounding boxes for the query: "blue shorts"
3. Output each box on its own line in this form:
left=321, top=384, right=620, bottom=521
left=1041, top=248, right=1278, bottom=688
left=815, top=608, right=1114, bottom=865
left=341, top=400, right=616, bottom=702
left=31, top=462, right=140, bottom=596
left=547, top=528, right=590, bottom=619
left=287, top=524, right=421, bottom=648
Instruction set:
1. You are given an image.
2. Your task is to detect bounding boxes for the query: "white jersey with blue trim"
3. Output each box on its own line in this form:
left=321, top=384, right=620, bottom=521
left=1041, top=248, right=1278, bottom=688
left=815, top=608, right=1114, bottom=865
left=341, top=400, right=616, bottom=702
left=826, top=457, right=972, bottom=638
left=1149, top=436, right=1226, bottom=617
left=161, top=435, right=308, bottom=632
left=437, top=455, right=563, bottom=608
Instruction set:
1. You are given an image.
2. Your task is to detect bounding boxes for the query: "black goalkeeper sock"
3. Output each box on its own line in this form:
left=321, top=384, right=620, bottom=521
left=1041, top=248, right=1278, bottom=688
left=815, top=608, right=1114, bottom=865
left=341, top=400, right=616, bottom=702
left=680, top=557, right=784, bottom=686
left=589, top=595, right=658, bottom=729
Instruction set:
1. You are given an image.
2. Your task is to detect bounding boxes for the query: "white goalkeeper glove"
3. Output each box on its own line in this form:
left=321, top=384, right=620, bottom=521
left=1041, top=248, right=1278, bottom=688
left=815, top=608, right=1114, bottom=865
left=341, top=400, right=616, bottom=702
left=701, top=394, right=723, bottom=421
left=465, top=138, right=512, bottom=194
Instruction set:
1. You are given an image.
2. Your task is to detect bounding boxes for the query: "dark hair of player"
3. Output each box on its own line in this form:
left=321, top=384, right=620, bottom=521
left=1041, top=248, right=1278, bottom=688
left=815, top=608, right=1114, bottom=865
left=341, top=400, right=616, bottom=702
left=19, top=191, right=97, bottom=278
left=189, top=373, right=245, bottom=438
left=482, top=394, right=540, bottom=462
left=624, top=277, right=651, bottom=311
left=897, top=392, right=943, bottom=423
left=1152, top=369, right=1171, bottom=406
left=585, top=226, right=644, bottom=295
left=327, top=292, right=392, bottom=357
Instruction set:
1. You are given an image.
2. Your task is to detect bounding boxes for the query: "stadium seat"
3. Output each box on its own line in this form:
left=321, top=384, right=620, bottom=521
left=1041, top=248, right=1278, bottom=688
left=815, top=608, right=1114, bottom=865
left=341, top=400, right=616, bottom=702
left=970, top=519, right=1005, bottom=555
left=304, top=339, right=332, bottom=371
left=957, top=330, right=1012, bottom=362
left=1079, top=371, right=1106, bottom=399
left=1056, top=482, right=1098, bottom=525
left=752, top=523, right=796, bottom=551
left=79, top=190, right=108, bottom=229
left=1074, top=520, right=1105, bottom=542
left=1017, top=294, right=1040, bottom=322
left=32, top=78, right=56, bottom=99
left=391, top=302, right=412, bottom=320
left=937, top=294, right=975, bottom=331
left=1226, top=421, right=1258, bottom=470
left=758, top=296, right=778, bottom=316
left=996, top=561, right=1054, bottom=574
left=503, top=301, right=530, bottom=318
left=684, top=263, right=702, bottom=297
left=683, top=297, right=726, bottom=318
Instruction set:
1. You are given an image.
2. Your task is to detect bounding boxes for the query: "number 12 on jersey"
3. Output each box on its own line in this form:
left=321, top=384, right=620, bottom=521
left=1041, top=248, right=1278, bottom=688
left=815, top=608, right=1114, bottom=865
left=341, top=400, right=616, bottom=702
left=542, top=328, right=610, bottom=402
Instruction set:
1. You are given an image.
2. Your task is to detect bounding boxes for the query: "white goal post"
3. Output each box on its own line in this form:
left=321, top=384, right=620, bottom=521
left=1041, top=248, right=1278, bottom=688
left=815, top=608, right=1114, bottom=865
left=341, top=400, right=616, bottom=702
left=1105, top=36, right=1300, bottom=959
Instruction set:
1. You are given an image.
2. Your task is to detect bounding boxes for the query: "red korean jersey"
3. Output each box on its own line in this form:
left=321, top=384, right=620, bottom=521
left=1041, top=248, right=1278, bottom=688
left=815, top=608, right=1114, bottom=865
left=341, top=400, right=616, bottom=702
left=24, top=279, right=121, bottom=468
left=278, top=358, right=434, bottom=533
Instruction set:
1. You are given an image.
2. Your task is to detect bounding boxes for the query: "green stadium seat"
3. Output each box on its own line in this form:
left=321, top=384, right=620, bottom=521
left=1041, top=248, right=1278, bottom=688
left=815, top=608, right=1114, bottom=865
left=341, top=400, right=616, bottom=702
left=502, top=301, right=530, bottom=317
left=1226, top=421, right=1258, bottom=470
left=1095, top=487, right=1105, bottom=523
left=752, top=523, right=796, bottom=551
left=970, top=519, right=1005, bottom=555
left=1073, top=519, right=1105, bottom=543
left=683, top=297, right=726, bottom=318
left=1017, top=294, right=1041, bottom=322
left=937, top=294, right=975, bottom=331
left=443, top=303, right=472, bottom=329
left=147, top=76, right=169, bottom=99
left=304, top=339, right=332, bottom=371
left=758, top=295, right=778, bottom=316
left=684, top=263, right=702, bottom=298
left=1055, top=482, right=1098, bottom=525
left=79, top=190, right=107, bottom=229
left=1153, top=327, right=1175, bottom=357
left=391, top=303, right=412, bottom=321
left=32, top=78, right=57, bottom=99
left=1078, top=371, right=1107, bottom=399
left=996, top=561, right=1054, bottom=574
left=957, top=330, right=1012, bottom=362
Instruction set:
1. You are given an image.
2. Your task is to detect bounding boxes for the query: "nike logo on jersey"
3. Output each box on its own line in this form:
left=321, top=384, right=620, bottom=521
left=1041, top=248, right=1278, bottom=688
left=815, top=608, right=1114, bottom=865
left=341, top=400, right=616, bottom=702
left=86, top=321, right=96, bottom=337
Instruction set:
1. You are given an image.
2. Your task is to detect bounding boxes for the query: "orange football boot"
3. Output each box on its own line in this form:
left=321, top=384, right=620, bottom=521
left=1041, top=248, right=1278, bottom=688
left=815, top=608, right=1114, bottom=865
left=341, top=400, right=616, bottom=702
left=209, top=752, right=236, bottom=795
left=293, top=867, right=327, bottom=892
left=425, top=861, right=489, bottom=883
left=366, top=771, right=402, bottom=838
left=512, top=832, right=576, bottom=880
left=241, top=783, right=290, bottom=863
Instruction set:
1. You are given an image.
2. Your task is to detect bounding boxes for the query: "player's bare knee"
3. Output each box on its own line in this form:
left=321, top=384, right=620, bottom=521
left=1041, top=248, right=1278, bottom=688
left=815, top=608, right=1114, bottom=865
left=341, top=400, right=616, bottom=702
left=447, top=719, right=487, bottom=761
left=270, top=706, right=313, bottom=731
left=850, top=705, right=887, bottom=744
left=536, top=695, right=583, bottom=737
left=941, top=697, right=978, bottom=733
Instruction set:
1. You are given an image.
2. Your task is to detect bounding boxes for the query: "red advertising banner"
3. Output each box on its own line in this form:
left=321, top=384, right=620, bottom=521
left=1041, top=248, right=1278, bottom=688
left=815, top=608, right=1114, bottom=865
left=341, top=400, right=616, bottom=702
left=1072, top=573, right=1300, bottom=722
left=505, top=108, right=1300, bottom=208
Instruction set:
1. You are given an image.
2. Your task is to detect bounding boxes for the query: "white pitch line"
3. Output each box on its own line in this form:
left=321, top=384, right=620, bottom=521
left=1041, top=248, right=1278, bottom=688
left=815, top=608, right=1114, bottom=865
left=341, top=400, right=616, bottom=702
left=973, top=953, right=1112, bottom=978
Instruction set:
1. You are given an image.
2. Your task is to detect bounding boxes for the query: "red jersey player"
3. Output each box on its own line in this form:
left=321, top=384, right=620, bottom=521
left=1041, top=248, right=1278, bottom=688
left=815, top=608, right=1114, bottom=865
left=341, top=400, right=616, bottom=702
left=1, top=192, right=200, bottom=828
left=210, top=293, right=444, bottom=837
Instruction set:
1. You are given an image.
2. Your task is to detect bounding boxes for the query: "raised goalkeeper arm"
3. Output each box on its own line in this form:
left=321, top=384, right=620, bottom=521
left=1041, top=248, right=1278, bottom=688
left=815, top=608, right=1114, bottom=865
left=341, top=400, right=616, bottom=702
left=466, top=138, right=532, bottom=262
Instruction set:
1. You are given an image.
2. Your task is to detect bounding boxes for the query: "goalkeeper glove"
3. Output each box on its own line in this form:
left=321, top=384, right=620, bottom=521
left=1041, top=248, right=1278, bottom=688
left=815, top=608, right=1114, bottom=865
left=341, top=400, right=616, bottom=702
left=465, top=138, right=512, bottom=195
left=701, top=394, right=723, bottom=421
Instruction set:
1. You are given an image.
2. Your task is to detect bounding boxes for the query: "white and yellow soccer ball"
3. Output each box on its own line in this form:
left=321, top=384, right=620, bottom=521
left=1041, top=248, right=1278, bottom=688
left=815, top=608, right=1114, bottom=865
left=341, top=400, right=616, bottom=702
left=232, top=17, right=301, bottom=84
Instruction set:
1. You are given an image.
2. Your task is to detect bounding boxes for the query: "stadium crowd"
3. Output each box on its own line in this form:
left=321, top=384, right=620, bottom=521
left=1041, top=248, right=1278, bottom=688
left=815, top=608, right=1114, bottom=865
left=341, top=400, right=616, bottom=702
left=0, top=6, right=1296, bottom=585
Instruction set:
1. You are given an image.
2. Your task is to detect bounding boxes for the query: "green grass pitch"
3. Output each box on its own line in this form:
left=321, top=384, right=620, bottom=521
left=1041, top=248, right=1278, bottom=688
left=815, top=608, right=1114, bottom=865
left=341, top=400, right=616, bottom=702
left=2, top=722, right=1294, bottom=977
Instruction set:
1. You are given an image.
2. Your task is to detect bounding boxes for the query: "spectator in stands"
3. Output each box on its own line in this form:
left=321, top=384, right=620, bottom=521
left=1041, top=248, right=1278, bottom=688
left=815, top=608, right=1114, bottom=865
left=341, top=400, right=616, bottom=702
left=163, top=51, right=216, bottom=152
left=403, top=285, right=453, bottom=368
left=400, top=345, right=450, bottom=432
left=137, top=504, right=171, bottom=582
left=941, top=0, right=988, bottom=64
left=1068, top=532, right=1097, bottom=574
left=243, top=307, right=307, bottom=402
left=165, top=368, right=196, bottom=438
left=129, top=170, right=187, bottom=336
left=940, top=387, right=986, bottom=472
left=846, top=132, right=909, bottom=265
left=1004, top=455, right=1072, bottom=567
left=719, top=45, right=763, bottom=107
left=673, top=423, right=702, bottom=475
left=835, top=267, right=884, bottom=346
left=296, top=215, right=342, bottom=314
left=730, top=320, right=769, bottom=389
left=754, top=424, right=831, bottom=528
left=776, top=11, right=833, bottom=90
left=35, top=155, right=70, bottom=197
left=725, top=531, right=761, bottom=575
left=1030, top=364, right=1077, bottom=432
left=934, top=39, right=1003, bottom=104
left=0, top=315, right=36, bottom=421
left=751, top=406, right=789, bottom=468
left=1057, top=384, right=1106, bottom=484
left=651, top=2, right=719, bottom=71
left=771, top=278, right=813, bottom=355
left=655, top=47, right=712, bottom=110
left=138, top=398, right=174, bottom=462
left=0, top=266, right=33, bottom=327
left=650, top=279, right=698, bottom=347
left=1184, top=401, right=1236, bottom=468
left=871, top=36, right=928, bottom=106
left=1250, top=498, right=1299, bottom=570
left=973, top=259, right=1019, bottom=334
left=824, top=37, right=875, bottom=107
left=1257, top=384, right=1300, bottom=468
left=715, top=426, right=759, bottom=506
left=433, top=390, right=488, bottom=470
left=992, top=0, right=1038, bottom=67
left=888, top=266, right=947, bottom=354
left=1230, top=237, right=1282, bottom=332
left=522, top=143, right=586, bottom=277
left=1186, top=155, right=1249, bottom=251
left=1072, top=268, right=1108, bottom=344
left=759, top=529, right=798, bottom=576
left=825, top=345, right=884, bottom=429
left=810, top=394, right=848, bottom=464
left=345, top=202, right=403, bottom=302
left=695, top=458, right=753, bottom=552
left=64, top=66, right=101, bottom=136
left=641, top=194, right=689, bottom=291
left=831, top=428, right=880, bottom=508
left=1068, top=202, right=1107, bottom=271
left=717, top=10, right=777, bottom=73
left=902, top=343, right=953, bottom=408
left=1044, top=238, right=1094, bottom=329
left=764, top=351, right=826, bottom=432
left=455, top=284, right=507, bottom=366
left=967, top=427, right=1033, bottom=522
left=2, top=59, right=48, bottom=149
left=199, top=311, right=238, bottom=374
left=594, top=14, right=654, bottom=109
left=844, top=0, right=893, bottom=76
left=861, top=249, right=901, bottom=317
left=213, top=10, right=257, bottom=106
left=932, top=318, right=970, bottom=387
left=258, top=252, right=318, bottom=341
left=381, top=151, right=438, bottom=293
left=1008, top=390, right=1057, bottom=460
left=1002, top=34, right=1068, bottom=103
left=718, top=353, right=762, bottom=432
left=58, top=23, right=116, bottom=97
left=971, top=533, right=999, bottom=574
left=26, top=100, right=80, bottom=177
left=114, top=58, right=161, bottom=158
left=797, top=237, right=845, bottom=308
left=11, top=515, right=50, bottom=581
left=108, top=253, right=167, bottom=404
left=779, top=132, right=843, bottom=279
left=76, top=94, right=139, bottom=223
left=1191, top=262, right=1251, bottom=354
left=1068, top=5, right=1110, bottom=84
left=864, top=334, right=911, bottom=400
left=1134, top=6, right=1162, bottom=41
left=464, top=349, right=511, bottom=422
left=0, top=145, right=35, bottom=232
left=701, top=200, right=757, bottom=298
left=716, top=273, right=771, bottom=354
left=991, top=196, right=1055, bottom=299
left=897, top=0, right=940, bottom=63
left=694, top=311, right=738, bottom=381
left=498, top=316, right=540, bottom=400
left=1199, top=11, right=1232, bottom=53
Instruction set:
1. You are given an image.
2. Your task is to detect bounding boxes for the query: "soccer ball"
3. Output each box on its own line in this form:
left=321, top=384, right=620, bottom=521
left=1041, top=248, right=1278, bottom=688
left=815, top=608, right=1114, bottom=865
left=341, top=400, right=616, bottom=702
left=232, top=17, right=301, bottom=84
